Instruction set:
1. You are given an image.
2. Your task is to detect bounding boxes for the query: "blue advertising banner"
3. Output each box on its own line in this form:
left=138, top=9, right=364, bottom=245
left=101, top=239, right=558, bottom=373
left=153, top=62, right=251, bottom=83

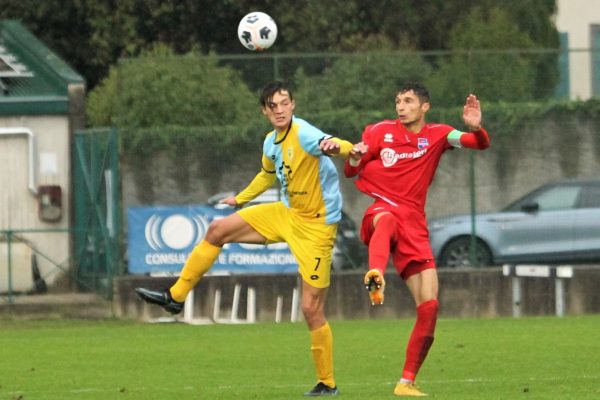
left=127, top=205, right=298, bottom=275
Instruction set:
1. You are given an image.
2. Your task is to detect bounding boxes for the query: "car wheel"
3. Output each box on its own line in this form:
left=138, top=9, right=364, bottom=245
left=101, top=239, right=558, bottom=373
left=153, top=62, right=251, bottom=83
left=438, top=236, right=493, bottom=268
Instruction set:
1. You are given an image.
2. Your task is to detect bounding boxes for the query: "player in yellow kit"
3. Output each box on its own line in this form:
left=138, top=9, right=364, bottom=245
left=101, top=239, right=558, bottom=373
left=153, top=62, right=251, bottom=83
left=136, top=80, right=362, bottom=397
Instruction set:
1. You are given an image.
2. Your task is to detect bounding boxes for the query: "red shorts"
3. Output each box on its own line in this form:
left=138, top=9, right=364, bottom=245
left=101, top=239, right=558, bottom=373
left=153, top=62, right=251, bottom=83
left=360, top=201, right=435, bottom=280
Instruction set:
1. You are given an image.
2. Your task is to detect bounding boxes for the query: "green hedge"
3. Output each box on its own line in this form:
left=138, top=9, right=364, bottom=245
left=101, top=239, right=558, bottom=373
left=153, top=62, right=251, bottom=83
left=121, top=98, right=600, bottom=159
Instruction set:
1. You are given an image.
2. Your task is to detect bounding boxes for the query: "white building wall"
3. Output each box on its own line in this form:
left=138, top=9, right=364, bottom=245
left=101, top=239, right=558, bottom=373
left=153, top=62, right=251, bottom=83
left=0, top=115, right=70, bottom=290
left=556, top=0, right=600, bottom=100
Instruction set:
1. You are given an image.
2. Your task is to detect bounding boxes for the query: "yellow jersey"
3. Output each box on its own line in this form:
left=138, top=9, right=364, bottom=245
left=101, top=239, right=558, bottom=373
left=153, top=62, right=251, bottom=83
left=236, top=116, right=352, bottom=224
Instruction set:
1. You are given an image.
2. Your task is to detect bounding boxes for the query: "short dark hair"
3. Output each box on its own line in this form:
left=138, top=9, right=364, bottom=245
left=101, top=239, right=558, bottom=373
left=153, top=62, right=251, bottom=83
left=397, top=83, right=430, bottom=104
left=260, top=80, right=294, bottom=107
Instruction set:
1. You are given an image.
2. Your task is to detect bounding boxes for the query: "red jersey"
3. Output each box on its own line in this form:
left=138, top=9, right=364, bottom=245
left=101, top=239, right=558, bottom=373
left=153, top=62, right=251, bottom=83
left=347, top=119, right=489, bottom=212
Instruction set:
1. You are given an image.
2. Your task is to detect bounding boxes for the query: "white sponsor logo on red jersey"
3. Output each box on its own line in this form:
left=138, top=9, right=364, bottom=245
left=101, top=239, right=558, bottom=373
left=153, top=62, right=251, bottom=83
left=380, top=148, right=427, bottom=167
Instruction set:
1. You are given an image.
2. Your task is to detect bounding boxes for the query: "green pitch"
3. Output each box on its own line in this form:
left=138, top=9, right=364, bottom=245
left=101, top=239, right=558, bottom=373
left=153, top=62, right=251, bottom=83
left=1, top=315, right=598, bottom=399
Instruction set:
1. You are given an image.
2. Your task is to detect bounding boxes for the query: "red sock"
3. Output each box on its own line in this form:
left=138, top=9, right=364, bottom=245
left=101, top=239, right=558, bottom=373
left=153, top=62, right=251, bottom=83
left=368, top=214, right=397, bottom=273
left=402, top=299, right=439, bottom=381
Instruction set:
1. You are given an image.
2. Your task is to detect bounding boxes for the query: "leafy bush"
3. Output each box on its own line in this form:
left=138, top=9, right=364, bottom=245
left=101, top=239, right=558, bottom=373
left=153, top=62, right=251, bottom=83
left=87, top=46, right=261, bottom=128
left=293, top=50, right=431, bottom=114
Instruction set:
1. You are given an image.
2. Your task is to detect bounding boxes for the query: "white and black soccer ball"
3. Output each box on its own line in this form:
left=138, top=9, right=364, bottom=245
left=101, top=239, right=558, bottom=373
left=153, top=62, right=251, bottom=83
left=237, top=12, right=278, bottom=51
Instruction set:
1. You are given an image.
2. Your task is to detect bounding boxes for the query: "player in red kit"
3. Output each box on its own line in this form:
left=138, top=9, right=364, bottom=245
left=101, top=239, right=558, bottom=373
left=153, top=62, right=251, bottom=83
left=345, top=83, right=490, bottom=397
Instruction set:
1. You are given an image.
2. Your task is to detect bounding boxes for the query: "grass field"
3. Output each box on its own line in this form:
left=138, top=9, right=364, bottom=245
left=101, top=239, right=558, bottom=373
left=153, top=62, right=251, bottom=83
left=1, top=315, right=598, bottom=399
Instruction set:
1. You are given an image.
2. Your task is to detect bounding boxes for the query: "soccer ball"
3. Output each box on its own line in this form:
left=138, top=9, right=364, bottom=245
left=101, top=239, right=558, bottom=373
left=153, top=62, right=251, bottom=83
left=237, top=12, right=278, bottom=51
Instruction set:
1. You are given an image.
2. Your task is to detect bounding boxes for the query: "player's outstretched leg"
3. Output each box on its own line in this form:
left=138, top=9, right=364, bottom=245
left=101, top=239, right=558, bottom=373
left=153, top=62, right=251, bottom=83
left=135, top=287, right=184, bottom=314
left=393, top=381, right=427, bottom=397
left=135, top=240, right=222, bottom=314
left=364, top=269, right=385, bottom=305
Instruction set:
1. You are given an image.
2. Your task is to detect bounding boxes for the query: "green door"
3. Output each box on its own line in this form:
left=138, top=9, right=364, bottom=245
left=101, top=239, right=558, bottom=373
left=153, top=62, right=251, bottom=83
left=73, top=128, right=122, bottom=297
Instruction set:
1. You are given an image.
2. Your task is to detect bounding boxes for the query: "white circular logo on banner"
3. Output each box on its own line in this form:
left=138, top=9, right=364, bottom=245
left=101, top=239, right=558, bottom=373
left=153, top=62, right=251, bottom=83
left=145, top=213, right=209, bottom=250
left=161, top=215, right=194, bottom=249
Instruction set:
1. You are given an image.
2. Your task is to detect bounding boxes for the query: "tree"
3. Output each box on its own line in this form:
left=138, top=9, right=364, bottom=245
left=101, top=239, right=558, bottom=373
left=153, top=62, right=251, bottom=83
left=425, top=7, right=546, bottom=107
left=1, top=0, right=559, bottom=91
left=0, top=0, right=139, bottom=89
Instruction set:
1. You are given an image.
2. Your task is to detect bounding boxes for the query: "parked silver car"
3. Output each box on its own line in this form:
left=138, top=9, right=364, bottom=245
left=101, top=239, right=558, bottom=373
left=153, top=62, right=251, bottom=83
left=428, top=179, right=600, bottom=267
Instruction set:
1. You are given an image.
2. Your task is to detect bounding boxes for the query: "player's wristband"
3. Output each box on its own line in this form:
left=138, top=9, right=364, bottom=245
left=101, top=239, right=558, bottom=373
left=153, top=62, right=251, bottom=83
left=348, top=158, right=361, bottom=167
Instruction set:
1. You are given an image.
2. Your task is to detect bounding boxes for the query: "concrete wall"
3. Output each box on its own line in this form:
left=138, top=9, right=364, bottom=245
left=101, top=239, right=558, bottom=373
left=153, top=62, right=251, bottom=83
left=121, top=118, right=600, bottom=224
left=114, top=266, right=600, bottom=322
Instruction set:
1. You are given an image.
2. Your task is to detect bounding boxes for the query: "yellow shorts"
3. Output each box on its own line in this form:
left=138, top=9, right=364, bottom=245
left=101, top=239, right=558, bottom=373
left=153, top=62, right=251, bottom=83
left=237, top=202, right=338, bottom=288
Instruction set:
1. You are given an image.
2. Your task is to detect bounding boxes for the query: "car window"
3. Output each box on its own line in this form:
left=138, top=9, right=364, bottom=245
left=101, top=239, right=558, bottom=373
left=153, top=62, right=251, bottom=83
left=532, top=185, right=580, bottom=211
left=580, top=185, right=600, bottom=208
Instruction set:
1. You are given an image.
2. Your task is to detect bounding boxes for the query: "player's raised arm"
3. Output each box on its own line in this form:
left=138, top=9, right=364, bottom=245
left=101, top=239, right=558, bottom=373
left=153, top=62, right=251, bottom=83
left=463, top=94, right=482, bottom=131
left=459, top=94, right=490, bottom=150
